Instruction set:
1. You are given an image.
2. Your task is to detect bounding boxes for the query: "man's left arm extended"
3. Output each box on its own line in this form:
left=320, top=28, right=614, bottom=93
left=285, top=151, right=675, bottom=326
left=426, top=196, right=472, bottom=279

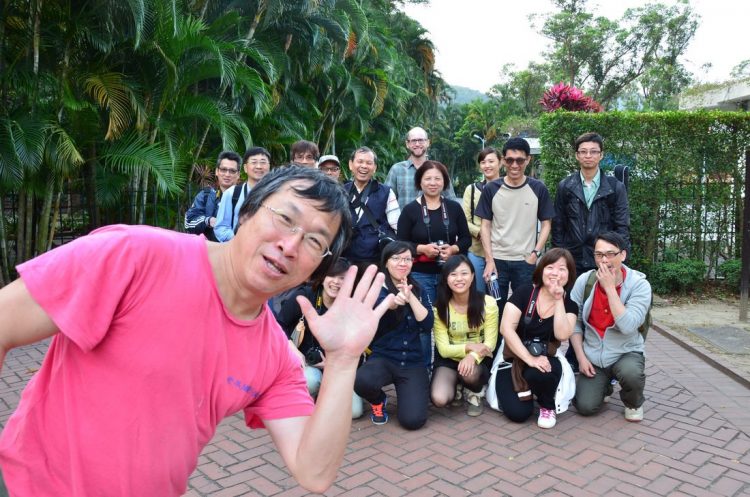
left=263, top=265, right=394, bottom=493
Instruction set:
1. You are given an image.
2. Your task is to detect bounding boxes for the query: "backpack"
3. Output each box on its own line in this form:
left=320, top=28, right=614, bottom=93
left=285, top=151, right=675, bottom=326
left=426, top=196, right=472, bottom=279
left=582, top=271, right=652, bottom=340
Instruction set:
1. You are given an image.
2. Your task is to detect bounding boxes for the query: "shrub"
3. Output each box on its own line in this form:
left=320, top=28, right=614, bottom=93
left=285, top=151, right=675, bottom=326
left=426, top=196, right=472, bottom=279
left=648, top=259, right=706, bottom=294
left=718, top=259, right=741, bottom=292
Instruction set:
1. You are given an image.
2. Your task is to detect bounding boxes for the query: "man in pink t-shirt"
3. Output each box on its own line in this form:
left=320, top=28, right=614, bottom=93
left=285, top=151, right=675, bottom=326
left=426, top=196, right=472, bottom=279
left=0, top=166, right=394, bottom=497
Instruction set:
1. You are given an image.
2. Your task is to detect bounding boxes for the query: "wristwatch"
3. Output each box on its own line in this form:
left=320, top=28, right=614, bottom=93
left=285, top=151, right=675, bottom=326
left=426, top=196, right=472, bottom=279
left=531, top=249, right=542, bottom=257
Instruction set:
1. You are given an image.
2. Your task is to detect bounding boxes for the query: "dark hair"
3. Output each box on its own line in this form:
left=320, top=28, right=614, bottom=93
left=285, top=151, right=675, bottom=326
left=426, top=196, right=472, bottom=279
left=414, top=160, right=450, bottom=191
left=290, top=140, right=320, bottom=161
left=595, top=231, right=627, bottom=251
left=502, top=137, right=530, bottom=156
left=379, top=241, right=421, bottom=303
left=216, top=151, right=241, bottom=170
left=236, top=165, right=351, bottom=284
left=435, top=255, right=485, bottom=329
left=243, top=147, right=271, bottom=163
left=532, top=248, right=577, bottom=291
left=477, top=147, right=499, bottom=164
left=349, top=146, right=377, bottom=164
left=574, top=132, right=603, bottom=152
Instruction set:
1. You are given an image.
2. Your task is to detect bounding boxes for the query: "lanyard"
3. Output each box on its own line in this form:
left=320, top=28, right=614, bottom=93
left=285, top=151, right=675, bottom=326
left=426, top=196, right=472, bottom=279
left=419, top=195, right=450, bottom=244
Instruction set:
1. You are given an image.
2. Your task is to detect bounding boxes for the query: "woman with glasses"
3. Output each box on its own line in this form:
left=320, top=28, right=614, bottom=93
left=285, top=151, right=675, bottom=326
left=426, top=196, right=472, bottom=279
left=462, top=148, right=501, bottom=293
left=494, top=248, right=578, bottom=429
left=431, top=255, right=498, bottom=416
left=354, top=241, right=434, bottom=429
left=276, top=258, right=363, bottom=419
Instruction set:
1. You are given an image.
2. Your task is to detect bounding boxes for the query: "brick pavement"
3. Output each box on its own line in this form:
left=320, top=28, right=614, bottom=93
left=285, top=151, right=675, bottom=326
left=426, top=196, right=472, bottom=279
left=1, top=331, right=749, bottom=496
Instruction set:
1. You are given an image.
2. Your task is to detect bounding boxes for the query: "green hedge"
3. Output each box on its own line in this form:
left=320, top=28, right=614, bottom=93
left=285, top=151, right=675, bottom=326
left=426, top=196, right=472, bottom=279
left=540, top=111, right=750, bottom=280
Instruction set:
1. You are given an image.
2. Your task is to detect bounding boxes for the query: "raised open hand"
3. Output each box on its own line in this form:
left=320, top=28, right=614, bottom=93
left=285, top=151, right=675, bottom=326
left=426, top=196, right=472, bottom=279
left=297, top=264, right=394, bottom=363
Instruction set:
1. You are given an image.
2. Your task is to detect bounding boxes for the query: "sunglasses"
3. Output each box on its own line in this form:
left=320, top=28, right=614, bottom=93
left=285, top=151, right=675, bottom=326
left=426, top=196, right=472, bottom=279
left=503, top=157, right=528, bottom=166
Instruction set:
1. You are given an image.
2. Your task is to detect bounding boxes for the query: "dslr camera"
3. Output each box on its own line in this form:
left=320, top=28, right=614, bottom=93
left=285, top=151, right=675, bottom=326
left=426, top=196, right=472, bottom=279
left=305, top=347, right=324, bottom=365
left=523, top=337, right=548, bottom=357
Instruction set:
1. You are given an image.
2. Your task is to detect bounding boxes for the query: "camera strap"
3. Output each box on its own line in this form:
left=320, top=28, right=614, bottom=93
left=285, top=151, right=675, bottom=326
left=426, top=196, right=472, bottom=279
left=419, top=195, right=450, bottom=244
left=523, top=285, right=540, bottom=328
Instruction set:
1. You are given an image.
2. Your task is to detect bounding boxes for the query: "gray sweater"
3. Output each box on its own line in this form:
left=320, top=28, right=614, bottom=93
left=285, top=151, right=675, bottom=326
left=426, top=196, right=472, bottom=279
left=571, top=264, right=651, bottom=368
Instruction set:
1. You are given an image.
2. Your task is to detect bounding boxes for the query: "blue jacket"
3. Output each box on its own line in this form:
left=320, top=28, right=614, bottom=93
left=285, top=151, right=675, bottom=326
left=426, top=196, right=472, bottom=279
left=184, top=187, right=220, bottom=241
left=343, top=180, right=395, bottom=262
left=369, top=286, right=434, bottom=367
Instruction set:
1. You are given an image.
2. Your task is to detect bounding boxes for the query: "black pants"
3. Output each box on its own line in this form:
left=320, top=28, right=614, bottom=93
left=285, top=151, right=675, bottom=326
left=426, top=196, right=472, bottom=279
left=354, top=357, right=430, bottom=430
left=494, top=357, right=562, bottom=423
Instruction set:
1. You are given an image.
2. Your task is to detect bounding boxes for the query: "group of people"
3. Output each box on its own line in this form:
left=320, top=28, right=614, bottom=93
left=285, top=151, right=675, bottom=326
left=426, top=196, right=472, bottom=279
left=0, top=129, right=651, bottom=496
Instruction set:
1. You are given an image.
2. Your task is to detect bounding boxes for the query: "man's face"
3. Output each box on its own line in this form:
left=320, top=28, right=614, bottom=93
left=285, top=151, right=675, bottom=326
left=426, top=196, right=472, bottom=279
left=594, top=239, right=626, bottom=272
left=244, top=153, right=270, bottom=184
left=348, top=151, right=376, bottom=185
left=216, top=158, right=240, bottom=190
left=575, top=141, right=603, bottom=171
left=293, top=152, right=318, bottom=168
left=233, top=182, right=340, bottom=298
left=318, top=161, right=341, bottom=180
left=502, top=149, right=529, bottom=182
left=405, top=132, right=429, bottom=159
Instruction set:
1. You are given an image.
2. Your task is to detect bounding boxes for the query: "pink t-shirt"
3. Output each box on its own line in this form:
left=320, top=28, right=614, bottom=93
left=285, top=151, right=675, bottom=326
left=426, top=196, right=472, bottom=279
left=0, top=225, right=314, bottom=496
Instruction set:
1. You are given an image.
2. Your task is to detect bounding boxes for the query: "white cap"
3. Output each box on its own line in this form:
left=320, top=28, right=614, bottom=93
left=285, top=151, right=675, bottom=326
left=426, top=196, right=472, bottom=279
left=317, top=155, right=340, bottom=167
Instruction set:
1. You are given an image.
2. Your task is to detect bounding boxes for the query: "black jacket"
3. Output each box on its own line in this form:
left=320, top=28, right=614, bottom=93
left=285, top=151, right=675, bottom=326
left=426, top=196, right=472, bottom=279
left=552, top=170, right=630, bottom=271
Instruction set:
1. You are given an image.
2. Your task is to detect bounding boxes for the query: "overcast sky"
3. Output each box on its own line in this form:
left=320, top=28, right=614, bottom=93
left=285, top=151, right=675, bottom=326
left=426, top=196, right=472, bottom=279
left=402, top=0, right=749, bottom=93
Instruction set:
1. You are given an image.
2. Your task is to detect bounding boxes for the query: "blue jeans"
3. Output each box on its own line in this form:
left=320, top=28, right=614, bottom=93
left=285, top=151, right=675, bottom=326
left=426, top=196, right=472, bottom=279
left=467, top=251, right=487, bottom=294
left=494, top=258, right=536, bottom=301
left=410, top=272, right=439, bottom=368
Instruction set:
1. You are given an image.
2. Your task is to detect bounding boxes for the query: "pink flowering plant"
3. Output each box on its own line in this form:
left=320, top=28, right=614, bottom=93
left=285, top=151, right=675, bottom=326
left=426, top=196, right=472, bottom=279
left=540, top=83, right=602, bottom=112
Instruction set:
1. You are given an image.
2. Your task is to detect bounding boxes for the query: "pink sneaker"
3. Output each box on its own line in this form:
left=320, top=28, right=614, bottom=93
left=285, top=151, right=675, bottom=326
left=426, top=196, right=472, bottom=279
left=537, top=407, right=557, bottom=429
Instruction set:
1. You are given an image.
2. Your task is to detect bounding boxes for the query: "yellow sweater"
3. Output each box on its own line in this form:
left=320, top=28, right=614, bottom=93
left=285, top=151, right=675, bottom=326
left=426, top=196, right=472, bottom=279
left=433, top=295, right=499, bottom=361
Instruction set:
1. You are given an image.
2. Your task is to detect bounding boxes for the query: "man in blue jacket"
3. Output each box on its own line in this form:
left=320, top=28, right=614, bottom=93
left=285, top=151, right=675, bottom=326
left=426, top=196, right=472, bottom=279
left=184, top=151, right=241, bottom=241
left=569, top=232, right=651, bottom=422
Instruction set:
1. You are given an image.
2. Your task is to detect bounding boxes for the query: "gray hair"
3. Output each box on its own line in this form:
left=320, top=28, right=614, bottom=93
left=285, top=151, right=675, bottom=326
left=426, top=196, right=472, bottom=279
left=237, top=165, right=352, bottom=284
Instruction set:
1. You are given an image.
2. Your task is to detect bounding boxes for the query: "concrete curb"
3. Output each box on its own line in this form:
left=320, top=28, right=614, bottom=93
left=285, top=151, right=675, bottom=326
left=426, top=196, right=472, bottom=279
left=652, top=320, right=750, bottom=390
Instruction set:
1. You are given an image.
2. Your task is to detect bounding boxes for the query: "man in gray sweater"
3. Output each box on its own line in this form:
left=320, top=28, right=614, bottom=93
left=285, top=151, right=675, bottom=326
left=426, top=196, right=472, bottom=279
left=569, top=231, right=651, bottom=422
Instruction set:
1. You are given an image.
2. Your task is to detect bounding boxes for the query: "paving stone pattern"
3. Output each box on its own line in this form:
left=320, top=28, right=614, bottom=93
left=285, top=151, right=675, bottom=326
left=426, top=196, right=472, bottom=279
left=1, top=332, right=749, bottom=496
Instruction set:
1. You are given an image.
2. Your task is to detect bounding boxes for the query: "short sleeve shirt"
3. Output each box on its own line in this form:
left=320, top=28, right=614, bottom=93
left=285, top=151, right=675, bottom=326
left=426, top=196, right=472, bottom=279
left=476, top=177, right=554, bottom=260
left=508, top=284, right=579, bottom=343
left=0, top=225, right=313, bottom=496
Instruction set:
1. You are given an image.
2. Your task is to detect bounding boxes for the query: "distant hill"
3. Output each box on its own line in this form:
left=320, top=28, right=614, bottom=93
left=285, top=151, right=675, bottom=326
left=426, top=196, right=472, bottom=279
left=450, top=85, right=489, bottom=105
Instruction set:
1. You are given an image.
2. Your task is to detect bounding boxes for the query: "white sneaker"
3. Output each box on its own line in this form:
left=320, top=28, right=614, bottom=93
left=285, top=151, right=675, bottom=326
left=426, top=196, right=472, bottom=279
left=537, top=408, right=557, bottom=429
left=624, top=406, right=644, bottom=422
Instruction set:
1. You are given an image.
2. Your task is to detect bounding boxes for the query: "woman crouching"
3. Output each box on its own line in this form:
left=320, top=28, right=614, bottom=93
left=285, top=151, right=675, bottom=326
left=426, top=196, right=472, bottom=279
left=495, top=248, right=578, bottom=428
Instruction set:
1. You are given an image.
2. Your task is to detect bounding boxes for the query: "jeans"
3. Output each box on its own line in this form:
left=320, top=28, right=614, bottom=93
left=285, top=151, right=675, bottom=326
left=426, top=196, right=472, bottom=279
left=467, top=251, right=487, bottom=294
left=575, top=352, right=645, bottom=416
left=494, top=258, right=536, bottom=301
left=354, top=357, right=430, bottom=430
left=410, top=271, right=439, bottom=368
left=305, top=366, right=364, bottom=419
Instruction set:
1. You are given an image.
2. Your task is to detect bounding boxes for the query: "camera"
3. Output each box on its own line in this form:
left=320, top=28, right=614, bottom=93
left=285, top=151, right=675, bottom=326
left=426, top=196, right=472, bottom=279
left=523, top=338, right=548, bottom=357
left=435, top=240, right=446, bottom=266
left=305, top=347, right=324, bottom=365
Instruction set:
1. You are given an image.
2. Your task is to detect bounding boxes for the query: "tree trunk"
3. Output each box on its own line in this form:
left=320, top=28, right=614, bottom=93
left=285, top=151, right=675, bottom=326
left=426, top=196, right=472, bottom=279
left=0, top=193, right=10, bottom=286
left=16, top=190, right=26, bottom=265
left=47, top=189, right=62, bottom=252
left=22, top=191, right=34, bottom=262
left=35, top=179, right=55, bottom=257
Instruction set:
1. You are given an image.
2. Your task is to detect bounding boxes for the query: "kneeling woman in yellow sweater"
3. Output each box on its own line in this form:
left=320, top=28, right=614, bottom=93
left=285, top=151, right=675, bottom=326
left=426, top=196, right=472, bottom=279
left=431, top=255, right=498, bottom=416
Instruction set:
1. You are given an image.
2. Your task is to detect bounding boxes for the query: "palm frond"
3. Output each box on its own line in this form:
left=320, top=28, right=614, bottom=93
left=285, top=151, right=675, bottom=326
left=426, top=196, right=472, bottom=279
left=84, top=73, right=134, bottom=140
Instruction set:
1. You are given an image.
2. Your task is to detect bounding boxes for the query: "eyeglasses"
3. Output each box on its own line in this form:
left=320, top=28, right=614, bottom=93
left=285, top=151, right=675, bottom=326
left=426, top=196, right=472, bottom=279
left=389, top=256, right=414, bottom=264
left=218, top=167, right=239, bottom=175
left=593, top=250, right=621, bottom=260
left=262, top=204, right=332, bottom=258
left=503, top=157, right=528, bottom=166
left=293, top=154, right=317, bottom=161
left=247, top=160, right=270, bottom=167
left=576, top=149, right=602, bottom=156
left=407, top=138, right=427, bottom=144
left=319, top=166, right=340, bottom=173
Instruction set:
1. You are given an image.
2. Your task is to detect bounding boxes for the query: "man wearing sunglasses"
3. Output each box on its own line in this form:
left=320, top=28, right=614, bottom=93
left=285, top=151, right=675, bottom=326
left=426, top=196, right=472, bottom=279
left=386, top=126, right=456, bottom=209
left=477, top=137, right=553, bottom=305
